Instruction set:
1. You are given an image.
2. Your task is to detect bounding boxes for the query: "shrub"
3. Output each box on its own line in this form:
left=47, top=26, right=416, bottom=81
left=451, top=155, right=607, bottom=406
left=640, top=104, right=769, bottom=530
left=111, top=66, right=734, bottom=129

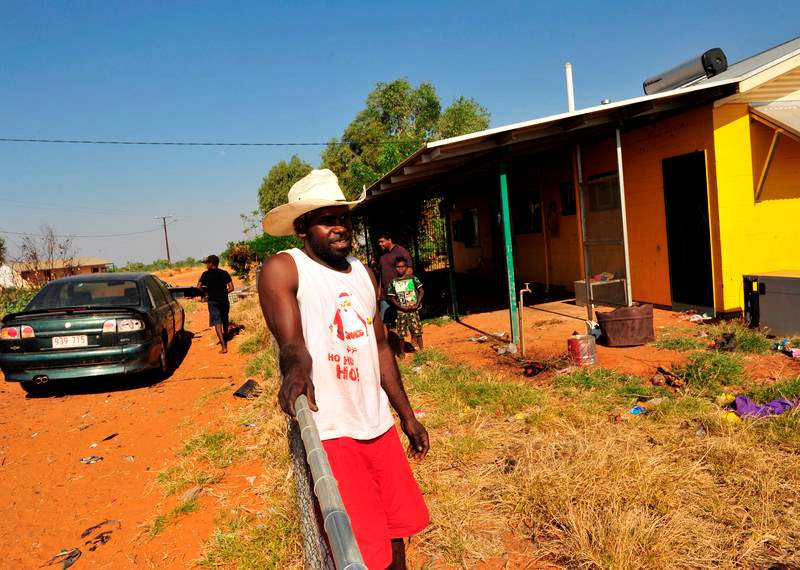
left=0, top=287, right=38, bottom=318
left=224, top=242, right=256, bottom=279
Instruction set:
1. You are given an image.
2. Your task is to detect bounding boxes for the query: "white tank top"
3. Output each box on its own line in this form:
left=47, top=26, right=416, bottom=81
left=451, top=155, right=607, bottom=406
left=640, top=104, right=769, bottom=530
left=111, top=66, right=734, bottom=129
left=283, top=248, right=394, bottom=441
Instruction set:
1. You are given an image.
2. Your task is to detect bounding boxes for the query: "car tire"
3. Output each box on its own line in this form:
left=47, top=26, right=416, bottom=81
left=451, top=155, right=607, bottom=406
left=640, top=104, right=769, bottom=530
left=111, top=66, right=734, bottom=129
left=158, top=335, right=169, bottom=374
left=21, top=382, right=51, bottom=397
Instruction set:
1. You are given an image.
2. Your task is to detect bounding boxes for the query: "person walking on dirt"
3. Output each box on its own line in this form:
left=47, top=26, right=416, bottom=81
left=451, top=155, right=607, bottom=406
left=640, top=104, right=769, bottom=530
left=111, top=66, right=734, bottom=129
left=377, top=232, right=411, bottom=328
left=197, top=255, right=234, bottom=354
left=258, top=169, right=429, bottom=569
left=387, top=258, right=424, bottom=357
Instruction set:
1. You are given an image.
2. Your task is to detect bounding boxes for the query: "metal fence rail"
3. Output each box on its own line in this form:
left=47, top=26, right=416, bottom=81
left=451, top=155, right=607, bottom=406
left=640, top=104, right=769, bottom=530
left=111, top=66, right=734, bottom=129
left=290, top=394, right=367, bottom=570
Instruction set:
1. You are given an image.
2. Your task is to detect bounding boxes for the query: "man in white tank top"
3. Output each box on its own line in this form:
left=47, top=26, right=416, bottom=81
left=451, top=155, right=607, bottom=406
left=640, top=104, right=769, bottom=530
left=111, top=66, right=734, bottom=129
left=258, top=169, right=429, bottom=569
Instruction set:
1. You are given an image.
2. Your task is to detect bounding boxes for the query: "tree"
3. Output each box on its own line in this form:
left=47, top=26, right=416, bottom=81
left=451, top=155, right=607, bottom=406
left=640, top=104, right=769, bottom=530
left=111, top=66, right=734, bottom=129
left=321, top=79, right=490, bottom=199
left=0, top=236, right=6, bottom=266
left=17, top=225, right=77, bottom=287
left=257, top=155, right=314, bottom=215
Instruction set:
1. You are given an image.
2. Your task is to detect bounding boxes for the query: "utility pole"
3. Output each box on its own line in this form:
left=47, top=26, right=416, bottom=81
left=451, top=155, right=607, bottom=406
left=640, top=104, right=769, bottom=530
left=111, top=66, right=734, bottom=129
left=154, top=215, right=174, bottom=265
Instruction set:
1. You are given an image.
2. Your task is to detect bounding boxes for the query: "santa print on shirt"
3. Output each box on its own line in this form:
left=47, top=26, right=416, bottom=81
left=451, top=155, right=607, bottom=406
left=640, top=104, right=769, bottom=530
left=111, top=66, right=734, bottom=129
left=328, top=292, right=370, bottom=382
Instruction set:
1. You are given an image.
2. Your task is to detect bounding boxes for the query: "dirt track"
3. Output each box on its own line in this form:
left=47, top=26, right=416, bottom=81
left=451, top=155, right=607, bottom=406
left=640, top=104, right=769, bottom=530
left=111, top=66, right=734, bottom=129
left=0, top=269, right=251, bottom=568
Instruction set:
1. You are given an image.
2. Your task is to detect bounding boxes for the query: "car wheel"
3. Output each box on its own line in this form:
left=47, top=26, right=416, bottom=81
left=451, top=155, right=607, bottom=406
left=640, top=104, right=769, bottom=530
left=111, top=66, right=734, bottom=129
left=21, top=382, right=51, bottom=397
left=158, top=336, right=169, bottom=373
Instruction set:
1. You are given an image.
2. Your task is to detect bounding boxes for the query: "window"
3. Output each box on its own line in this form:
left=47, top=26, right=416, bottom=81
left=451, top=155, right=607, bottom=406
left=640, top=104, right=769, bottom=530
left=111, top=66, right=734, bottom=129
left=28, top=279, right=141, bottom=309
left=560, top=181, right=577, bottom=216
left=587, top=174, right=621, bottom=212
left=145, top=278, right=168, bottom=307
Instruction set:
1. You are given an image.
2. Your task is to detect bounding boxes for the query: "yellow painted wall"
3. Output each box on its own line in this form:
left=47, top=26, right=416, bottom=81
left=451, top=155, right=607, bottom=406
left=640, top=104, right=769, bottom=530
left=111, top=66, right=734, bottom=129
left=713, top=103, right=800, bottom=311
left=621, top=105, right=720, bottom=307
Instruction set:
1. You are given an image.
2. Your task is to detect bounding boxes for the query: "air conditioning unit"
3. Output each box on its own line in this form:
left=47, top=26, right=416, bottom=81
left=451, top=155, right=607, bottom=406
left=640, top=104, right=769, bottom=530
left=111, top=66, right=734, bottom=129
left=743, top=271, right=800, bottom=336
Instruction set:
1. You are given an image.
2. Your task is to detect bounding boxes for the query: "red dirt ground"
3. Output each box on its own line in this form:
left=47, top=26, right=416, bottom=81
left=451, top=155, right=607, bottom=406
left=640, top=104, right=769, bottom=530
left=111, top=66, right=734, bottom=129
left=2, top=285, right=797, bottom=568
left=0, top=275, right=250, bottom=568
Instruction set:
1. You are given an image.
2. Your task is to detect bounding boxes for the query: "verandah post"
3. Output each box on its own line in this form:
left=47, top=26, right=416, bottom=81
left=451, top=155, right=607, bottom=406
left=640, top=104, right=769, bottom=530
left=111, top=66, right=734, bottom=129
left=499, top=157, right=520, bottom=348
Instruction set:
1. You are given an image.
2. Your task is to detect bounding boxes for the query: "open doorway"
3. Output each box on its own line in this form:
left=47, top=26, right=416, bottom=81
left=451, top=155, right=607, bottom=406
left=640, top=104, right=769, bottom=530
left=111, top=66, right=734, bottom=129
left=662, top=151, right=714, bottom=313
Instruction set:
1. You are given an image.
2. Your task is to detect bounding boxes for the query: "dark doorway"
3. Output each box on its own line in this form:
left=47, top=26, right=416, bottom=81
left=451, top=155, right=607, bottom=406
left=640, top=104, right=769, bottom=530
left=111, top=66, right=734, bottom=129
left=662, top=151, right=714, bottom=312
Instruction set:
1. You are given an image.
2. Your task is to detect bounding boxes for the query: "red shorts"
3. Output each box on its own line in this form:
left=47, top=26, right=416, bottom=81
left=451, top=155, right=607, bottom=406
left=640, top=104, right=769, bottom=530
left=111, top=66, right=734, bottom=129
left=323, top=426, right=429, bottom=569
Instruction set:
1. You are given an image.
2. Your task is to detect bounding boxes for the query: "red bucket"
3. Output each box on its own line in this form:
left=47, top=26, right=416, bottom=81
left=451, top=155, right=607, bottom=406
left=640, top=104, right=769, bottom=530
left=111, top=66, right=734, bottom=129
left=568, top=334, right=597, bottom=366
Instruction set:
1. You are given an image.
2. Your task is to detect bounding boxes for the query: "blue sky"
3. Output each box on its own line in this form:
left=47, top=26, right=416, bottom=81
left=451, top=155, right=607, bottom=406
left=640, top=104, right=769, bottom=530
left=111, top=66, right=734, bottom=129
left=2, top=1, right=798, bottom=265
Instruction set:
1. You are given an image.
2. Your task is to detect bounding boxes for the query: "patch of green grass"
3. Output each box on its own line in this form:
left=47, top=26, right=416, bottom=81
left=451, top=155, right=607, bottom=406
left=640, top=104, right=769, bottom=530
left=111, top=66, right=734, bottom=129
left=648, top=394, right=716, bottom=422
left=198, top=513, right=300, bottom=569
left=707, top=321, right=771, bottom=354
left=148, top=514, right=167, bottom=538
left=238, top=327, right=268, bottom=354
left=655, top=335, right=705, bottom=352
left=412, top=348, right=449, bottom=366
left=746, top=376, right=800, bottom=403
left=170, top=498, right=199, bottom=517
left=156, top=463, right=222, bottom=496
left=180, top=430, right=244, bottom=468
left=244, top=349, right=277, bottom=379
left=422, top=315, right=451, bottom=327
left=676, top=351, right=745, bottom=393
left=410, top=359, right=541, bottom=416
left=556, top=367, right=657, bottom=396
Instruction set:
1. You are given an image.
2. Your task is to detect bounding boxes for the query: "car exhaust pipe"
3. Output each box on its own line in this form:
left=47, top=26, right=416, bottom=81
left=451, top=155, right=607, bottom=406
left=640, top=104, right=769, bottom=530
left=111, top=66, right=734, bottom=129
left=33, top=375, right=49, bottom=385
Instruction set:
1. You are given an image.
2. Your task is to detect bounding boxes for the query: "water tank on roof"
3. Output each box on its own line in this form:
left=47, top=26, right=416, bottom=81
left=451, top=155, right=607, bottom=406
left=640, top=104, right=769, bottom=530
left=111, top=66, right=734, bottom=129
left=643, top=48, right=728, bottom=95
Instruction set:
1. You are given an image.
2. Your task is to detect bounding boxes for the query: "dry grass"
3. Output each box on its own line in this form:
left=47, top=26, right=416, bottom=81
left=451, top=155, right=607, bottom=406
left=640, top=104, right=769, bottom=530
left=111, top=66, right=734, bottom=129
left=507, top=417, right=800, bottom=568
left=203, top=300, right=800, bottom=569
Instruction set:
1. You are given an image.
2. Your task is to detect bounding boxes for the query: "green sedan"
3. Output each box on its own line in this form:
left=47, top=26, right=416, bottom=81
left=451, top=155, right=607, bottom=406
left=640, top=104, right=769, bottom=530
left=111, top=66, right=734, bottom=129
left=0, top=273, right=185, bottom=395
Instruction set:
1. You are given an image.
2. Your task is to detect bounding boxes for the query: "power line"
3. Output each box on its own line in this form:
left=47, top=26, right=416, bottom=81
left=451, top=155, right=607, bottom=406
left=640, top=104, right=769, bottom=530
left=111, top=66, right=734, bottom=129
left=0, top=226, right=169, bottom=239
left=3, top=199, right=136, bottom=216
left=0, top=137, right=421, bottom=147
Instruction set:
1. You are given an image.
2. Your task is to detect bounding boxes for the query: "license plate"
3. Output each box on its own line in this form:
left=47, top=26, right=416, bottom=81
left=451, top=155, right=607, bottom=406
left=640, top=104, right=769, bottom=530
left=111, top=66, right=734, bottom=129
left=52, top=335, right=88, bottom=349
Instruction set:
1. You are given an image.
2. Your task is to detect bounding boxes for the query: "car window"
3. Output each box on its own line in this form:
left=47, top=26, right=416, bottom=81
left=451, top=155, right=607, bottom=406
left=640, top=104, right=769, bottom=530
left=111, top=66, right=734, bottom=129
left=27, top=279, right=142, bottom=310
left=145, top=278, right=168, bottom=308
left=156, top=280, right=175, bottom=303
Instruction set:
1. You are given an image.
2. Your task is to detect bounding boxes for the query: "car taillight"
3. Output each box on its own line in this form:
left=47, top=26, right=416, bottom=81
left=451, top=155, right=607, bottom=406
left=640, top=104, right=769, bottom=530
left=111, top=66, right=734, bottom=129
left=20, top=325, right=35, bottom=339
left=117, top=319, right=145, bottom=332
left=0, top=326, right=19, bottom=340
left=103, top=320, right=117, bottom=333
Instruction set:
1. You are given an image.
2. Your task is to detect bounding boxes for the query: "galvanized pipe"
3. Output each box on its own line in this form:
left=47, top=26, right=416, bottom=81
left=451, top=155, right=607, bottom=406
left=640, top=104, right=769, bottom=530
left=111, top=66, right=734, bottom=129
left=615, top=128, right=633, bottom=306
left=575, top=144, right=594, bottom=328
left=518, top=282, right=532, bottom=356
left=565, top=63, right=576, bottom=112
left=295, top=394, right=367, bottom=570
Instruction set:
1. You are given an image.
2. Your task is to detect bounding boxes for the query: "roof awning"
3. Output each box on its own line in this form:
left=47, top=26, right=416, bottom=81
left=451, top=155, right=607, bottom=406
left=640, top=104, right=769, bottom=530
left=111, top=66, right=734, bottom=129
left=359, top=81, right=739, bottom=205
left=750, top=102, right=800, bottom=143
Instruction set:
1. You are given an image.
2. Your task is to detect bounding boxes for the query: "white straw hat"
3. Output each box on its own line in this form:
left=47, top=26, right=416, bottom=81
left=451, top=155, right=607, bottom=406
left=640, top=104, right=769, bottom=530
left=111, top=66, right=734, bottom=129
left=262, top=169, right=364, bottom=236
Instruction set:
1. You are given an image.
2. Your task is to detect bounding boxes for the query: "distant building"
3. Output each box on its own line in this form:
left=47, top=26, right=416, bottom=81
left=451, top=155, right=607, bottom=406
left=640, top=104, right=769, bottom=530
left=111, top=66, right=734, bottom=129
left=11, top=256, right=113, bottom=287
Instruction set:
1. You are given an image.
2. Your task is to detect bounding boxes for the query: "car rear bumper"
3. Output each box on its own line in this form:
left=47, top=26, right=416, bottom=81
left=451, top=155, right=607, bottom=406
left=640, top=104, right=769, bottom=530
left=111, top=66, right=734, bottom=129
left=0, top=339, right=160, bottom=382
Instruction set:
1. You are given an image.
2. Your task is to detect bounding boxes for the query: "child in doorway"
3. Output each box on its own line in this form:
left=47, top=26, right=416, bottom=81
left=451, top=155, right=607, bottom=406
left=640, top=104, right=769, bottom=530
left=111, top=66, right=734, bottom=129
left=387, top=258, right=425, bottom=356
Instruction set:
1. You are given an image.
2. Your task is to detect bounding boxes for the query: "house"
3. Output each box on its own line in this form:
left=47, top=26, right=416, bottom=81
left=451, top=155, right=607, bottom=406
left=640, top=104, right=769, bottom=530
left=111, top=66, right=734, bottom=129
left=356, top=37, right=800, bottom=346
left=11, top=256, right=113, bottom=287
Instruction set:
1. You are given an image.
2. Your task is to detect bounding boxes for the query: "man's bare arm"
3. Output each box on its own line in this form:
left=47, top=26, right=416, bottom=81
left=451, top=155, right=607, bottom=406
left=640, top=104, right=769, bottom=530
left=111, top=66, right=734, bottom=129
left=257, top=254, right=317, bottom=418
left=368, top=270, right=429, bottom=459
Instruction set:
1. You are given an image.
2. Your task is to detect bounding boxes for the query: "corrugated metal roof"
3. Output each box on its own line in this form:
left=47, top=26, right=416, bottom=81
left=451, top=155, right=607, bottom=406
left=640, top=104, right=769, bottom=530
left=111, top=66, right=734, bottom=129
left=363, top=37, right=800, bottom=201
left=698, top=36, right=800, bottom=83
left=12, top=256, right=112, bottom=271
left=750, top=101, right=800, bottom=142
